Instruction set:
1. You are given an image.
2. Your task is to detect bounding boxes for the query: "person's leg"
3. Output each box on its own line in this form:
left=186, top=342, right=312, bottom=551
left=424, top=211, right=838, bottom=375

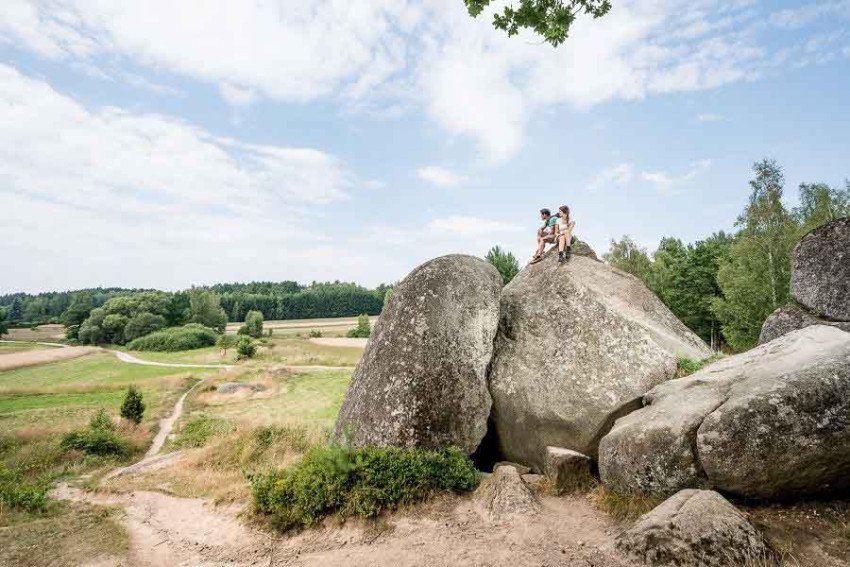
left=558, top=234, right=566, bottom=252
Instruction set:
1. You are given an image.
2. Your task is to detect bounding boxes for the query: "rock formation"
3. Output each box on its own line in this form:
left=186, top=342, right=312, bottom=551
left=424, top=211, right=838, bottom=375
left=489, top=248, right=711, bottom=470
left=474, top=465, right=540, bottom=522
left=599, top=325, right=850, bottom=499
left=332, top=254, right=502, bottom=454
left=616, top=489, right=770, bottom=566
left=760, top=217, right=850, bottom=344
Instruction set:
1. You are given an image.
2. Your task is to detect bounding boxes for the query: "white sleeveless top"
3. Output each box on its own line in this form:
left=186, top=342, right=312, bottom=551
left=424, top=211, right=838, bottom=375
left=557, top=217, right=574, bottom=233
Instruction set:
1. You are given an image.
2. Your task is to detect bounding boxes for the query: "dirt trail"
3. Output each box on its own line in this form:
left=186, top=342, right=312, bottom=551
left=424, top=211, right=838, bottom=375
left=0, top=345, right=99, bottom=371
left=52, top=366, right=630, bottom=566
left=114, top=350, right=236, bottom=370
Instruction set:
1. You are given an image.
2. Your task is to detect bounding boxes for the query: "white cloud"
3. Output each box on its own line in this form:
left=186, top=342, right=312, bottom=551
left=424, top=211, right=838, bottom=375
left=417, top=165, right=467, bottom=187
left=5, top=0, right=846, bottom=163
left=0, top=64, right=358, bottom=291
left=696, top=113, right=726, bottom=122
left=587, top=163, right=634, bottom=191
left=641, top=159, right=712, bottom=194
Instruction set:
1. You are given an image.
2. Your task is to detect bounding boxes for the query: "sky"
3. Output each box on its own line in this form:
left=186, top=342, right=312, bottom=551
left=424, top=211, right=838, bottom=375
left=2, top=0, right=850, bottom=294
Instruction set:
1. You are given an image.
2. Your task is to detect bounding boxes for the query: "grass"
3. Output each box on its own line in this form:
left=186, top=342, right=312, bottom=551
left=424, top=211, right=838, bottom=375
left=676, top=353, right=725, bottom=378
left=589, top=484, right=662, bottom=522
left=0, top=500, right=128, bottom=567
left=126, top=335, right=363, bottom=367
left=3, top=325, right=65, bottom=342
left=185, top=368, right=352, bottom=427
left=0, top=342, right=60, bottom=354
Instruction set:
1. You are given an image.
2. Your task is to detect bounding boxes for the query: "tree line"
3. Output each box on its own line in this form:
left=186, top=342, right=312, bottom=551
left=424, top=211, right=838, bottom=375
left=0, top=281, right=392, bottom=328
left=604, top=160, right=849, bottom=352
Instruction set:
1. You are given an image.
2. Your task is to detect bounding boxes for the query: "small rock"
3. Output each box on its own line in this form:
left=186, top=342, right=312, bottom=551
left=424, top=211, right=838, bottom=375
left=616, top=489, right=770, bottom=566
left=544, top=446, right=594, bottom=493
left=474, top=465, right=540, bottom=522
left=494, top=461, right=531, bottom=475
left=521, top=473, right=545, bottom=489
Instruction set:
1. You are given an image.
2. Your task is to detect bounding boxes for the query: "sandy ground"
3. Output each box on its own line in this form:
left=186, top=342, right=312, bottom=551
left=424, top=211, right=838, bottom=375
left=308, top=337, right=368, bottom=348
left=50, top=379, right=634, bottom=567
left=55, top=483, right=634, bottom=567
left=0, top=345, right=99, bottom=371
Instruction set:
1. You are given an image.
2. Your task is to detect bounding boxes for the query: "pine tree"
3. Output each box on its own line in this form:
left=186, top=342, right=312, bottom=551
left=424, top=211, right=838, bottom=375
left=120, top=386, right=145, bottom=425
left=486, top=246, right=520, bottom=285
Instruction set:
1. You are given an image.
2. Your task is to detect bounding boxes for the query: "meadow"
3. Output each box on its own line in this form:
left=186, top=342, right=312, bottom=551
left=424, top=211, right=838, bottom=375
left=0, top=318, right=363, bottom=566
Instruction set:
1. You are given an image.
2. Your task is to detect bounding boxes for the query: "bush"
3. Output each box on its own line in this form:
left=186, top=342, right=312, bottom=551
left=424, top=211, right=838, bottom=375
left=676, top=354, right=724, bottom=378
left=120, top=386, right=145, bottom=424
left=346, top=314, right=371, bottom=338
left=0, top=465, right=48, bottom=512
left=61, top=409, right=128, bottom=456
left=236, top=336, right=256, bottom=359
left=126, top=324, right=218, bottom=352
left=308, top=329, right=323, bottom=338
left=123, top=312, right=167, bottom=342
left=243, top=310, right=264, bottom=338
left=251, top=445, right=478, bottom=530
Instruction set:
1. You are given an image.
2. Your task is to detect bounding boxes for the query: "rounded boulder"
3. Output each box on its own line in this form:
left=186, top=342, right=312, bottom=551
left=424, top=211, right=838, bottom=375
left=332, top=254, right=502, bottom=454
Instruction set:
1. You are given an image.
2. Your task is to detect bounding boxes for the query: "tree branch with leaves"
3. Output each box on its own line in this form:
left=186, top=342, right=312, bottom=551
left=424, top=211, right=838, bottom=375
left=464, top=0, right=612, bottom=47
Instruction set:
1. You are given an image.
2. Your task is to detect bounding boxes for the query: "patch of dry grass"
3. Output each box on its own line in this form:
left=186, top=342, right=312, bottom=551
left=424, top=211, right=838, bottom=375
left=588, top=484, right=662, bottom=522
left=0, top=500, right=128, bottom=567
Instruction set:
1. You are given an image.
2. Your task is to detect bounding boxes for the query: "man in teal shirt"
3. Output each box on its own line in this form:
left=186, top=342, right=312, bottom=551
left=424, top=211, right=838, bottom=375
left=530, top=208, right=557, bottom=264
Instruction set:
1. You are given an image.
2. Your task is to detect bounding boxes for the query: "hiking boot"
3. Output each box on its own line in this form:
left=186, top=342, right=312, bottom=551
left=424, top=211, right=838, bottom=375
left=564, top=247, right=572, bottom=261
left=558, top=251, right=566, bottom=264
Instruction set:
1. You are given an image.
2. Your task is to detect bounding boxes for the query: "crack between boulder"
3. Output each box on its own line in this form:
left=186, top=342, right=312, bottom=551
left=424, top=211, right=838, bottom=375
left=688, top=396, right=731, bottom=488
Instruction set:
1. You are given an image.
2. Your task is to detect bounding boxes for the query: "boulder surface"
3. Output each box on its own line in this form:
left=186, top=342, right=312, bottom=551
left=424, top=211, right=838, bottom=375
left=599, top=325, right=850, bottom=499
left=332, top=254, right=502, bottom=454
left=489, top=248, right=710, bottom=470
left=616, top=489, right=770, bottom=566
left=759, top=305, right=850, bottom=344
left=474, top=465, right=540, bottom=522
left=791, top=217, right=850, bottom=321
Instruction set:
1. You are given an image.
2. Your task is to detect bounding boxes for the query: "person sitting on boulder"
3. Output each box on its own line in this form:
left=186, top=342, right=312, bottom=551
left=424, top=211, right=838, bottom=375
left=530, top=208, right=558, bottom=264
left=555, top=205, right=575, bottom=264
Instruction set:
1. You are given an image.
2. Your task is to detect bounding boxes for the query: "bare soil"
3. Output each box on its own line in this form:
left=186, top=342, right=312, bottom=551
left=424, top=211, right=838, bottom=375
left=0, top=345, right=99, bottom=371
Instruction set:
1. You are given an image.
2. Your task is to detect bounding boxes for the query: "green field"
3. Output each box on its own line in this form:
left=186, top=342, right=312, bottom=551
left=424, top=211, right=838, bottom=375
left=124, top=335, right=363, bottom=367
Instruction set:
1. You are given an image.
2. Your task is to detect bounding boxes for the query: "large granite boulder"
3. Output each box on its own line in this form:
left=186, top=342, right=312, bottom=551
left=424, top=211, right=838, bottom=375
left=489, top=248, right=711, bottom=470
left=616, top=489, right=770, bottom=566
left=791, top=217, right=850, bottom=321
left=599, top=325, right=850, bottom=499
left=332, top=254, right=502, bottom=454
left=759, top=305, right=850, bottom=344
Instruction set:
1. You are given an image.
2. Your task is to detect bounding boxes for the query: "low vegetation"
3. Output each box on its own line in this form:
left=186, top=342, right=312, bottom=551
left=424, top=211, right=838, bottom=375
left=251, top=444, right=478, bottom=530
left=238, top=310, right=264, bottom=338
left=61, top=409, right=130, bottom=456
left=120, top=386, right=145, bottom=424
left=676, top=353, right=724, bottom=378
left=589, top=484, right=662, bottom=522
left=126, top=323, right=218, bottom=351
left=235, top=336, right=256, bottom=359
left=346, top=313, right=372, bottom=338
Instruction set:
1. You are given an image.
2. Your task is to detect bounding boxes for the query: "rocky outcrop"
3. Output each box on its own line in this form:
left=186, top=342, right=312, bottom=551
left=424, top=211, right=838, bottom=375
left=791, top=217, right=850, bottom=321
left=332, top=254, right=502, bottom=454
left=543, top=447, right=593, bottom=493
left=616, top=490, right=770, bottom=566
left=489, top=248, right=711, bottom=470
left=763, top=217, right=850, bottom=344
left=759, top=305, right=850, bottom=344
left=599, top=325, right=850, bottom=499
left=474, top=465, right=540, bottom=522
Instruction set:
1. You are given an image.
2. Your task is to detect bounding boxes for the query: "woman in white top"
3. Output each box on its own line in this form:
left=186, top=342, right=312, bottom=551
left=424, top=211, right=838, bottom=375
left=555, top=205, right=575, bottom=264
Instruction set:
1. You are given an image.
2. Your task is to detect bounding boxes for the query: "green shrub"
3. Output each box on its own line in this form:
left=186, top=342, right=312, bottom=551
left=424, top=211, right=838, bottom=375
left=236, top=336, right=256, bottom=359
left=676, top=354, right=724, bottom=378
left=123, top=312, right=167, bottom=342
left=0, top=465, right=49, bottom=512
left=308, top=329, right=323, bottom=338
left=120, top=386, right=145, bottom=424
left=61, top=409, right=128, bottom=456
left=243, top=310, right=264, bottom=338
left=251, top=445, right=478, bottom=530
left=346, top=314, right=371, bottom=338
left=126, top=324, right=217, bottom=351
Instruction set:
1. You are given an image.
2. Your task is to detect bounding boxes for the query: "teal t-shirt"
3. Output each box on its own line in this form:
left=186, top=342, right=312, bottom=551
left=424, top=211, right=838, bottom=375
left=543, top=217, right=557, bottom=229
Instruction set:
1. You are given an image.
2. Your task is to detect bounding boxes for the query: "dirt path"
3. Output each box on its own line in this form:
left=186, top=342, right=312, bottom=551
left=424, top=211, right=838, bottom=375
left=114, top=350, right=236, bottom=369
left=0, top=345, right=99, bottom=372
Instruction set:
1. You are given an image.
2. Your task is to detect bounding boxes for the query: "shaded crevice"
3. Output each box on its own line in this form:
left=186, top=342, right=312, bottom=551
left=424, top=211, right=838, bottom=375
left=588, top=396, right=644, bottom=460
left=471, top=416, right=505, bottom=472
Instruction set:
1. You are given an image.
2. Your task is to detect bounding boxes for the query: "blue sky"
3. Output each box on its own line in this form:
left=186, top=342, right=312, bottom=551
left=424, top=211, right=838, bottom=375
left=2, top=0, right=849, bottom=293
